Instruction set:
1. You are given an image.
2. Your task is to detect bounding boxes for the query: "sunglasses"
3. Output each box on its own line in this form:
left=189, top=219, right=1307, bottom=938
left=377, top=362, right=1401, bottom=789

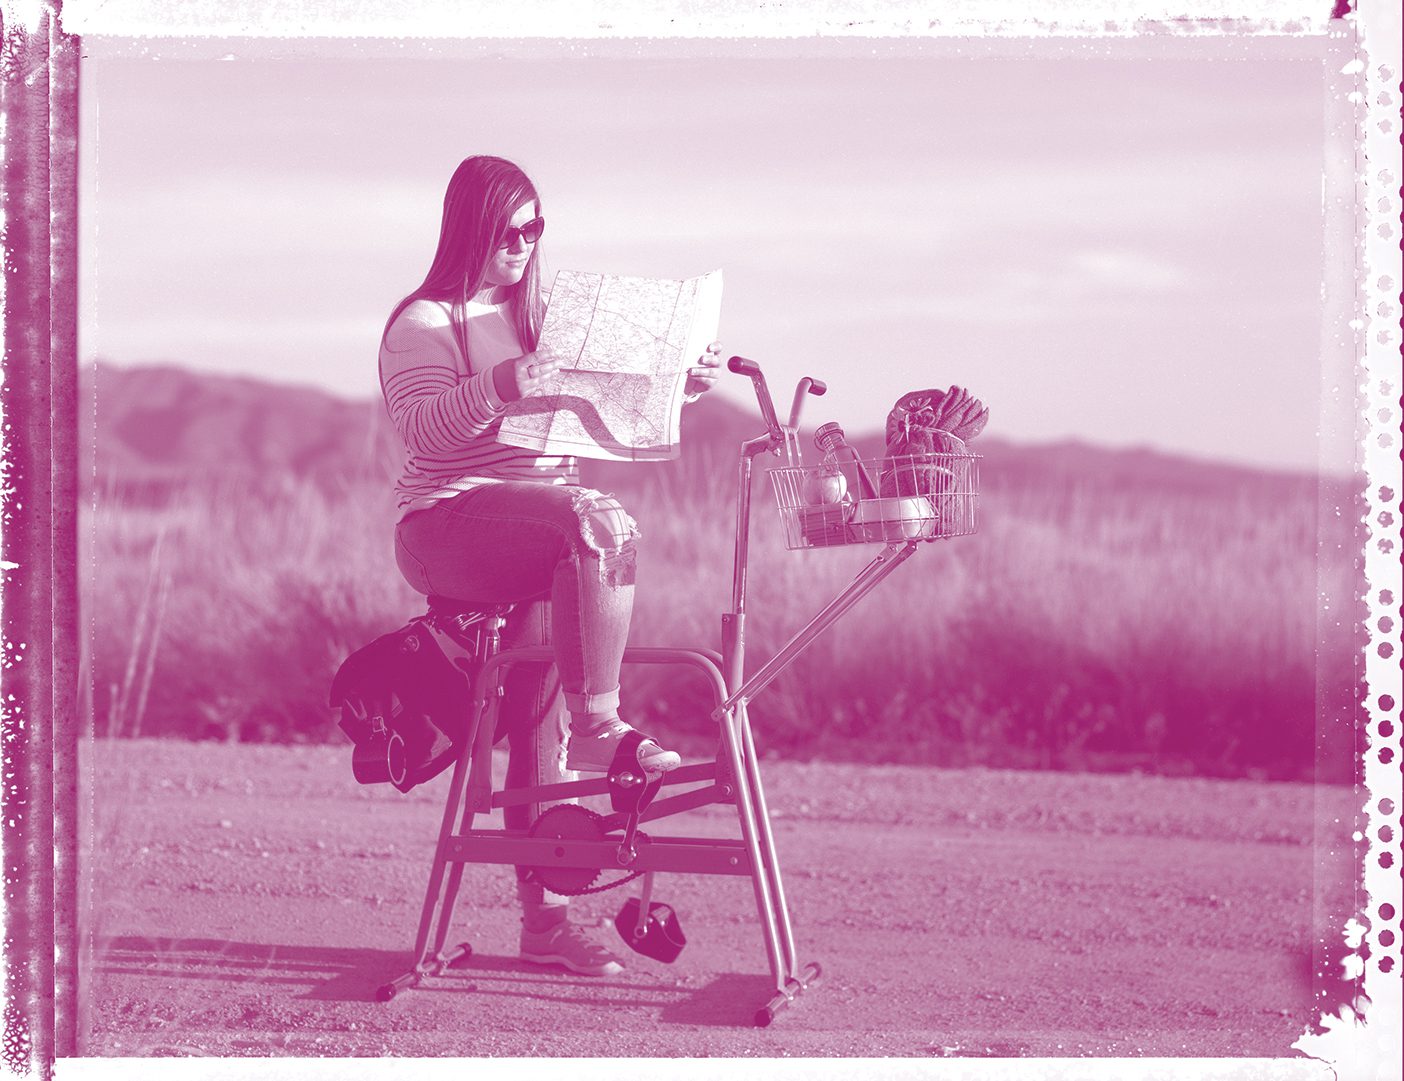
left=498, top=216, right=545, bottom=249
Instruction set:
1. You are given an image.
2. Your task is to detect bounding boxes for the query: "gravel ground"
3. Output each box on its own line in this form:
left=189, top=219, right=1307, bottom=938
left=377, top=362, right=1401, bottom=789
left=77, top=739, right=1362, bottom=1060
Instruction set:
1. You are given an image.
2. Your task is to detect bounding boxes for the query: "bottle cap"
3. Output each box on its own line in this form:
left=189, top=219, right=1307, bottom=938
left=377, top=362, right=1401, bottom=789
left=814, top=421, right=847, bottom=452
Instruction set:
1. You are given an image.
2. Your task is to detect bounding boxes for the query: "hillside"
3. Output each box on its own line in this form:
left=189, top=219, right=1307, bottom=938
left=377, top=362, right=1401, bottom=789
left=82, top=361, right=1331, bottom=505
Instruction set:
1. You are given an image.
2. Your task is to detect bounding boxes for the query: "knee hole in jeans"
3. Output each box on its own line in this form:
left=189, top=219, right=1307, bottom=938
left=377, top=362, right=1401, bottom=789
left=567, top=488, right=640, bottom=588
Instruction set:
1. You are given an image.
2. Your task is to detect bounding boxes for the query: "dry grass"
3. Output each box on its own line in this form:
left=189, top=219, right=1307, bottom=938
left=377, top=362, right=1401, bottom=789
left=83, top=460, right=1359, bottom=780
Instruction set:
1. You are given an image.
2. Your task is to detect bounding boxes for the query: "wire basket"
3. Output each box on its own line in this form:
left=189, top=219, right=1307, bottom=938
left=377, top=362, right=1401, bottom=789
left=769, top=453, right=980, bottom=550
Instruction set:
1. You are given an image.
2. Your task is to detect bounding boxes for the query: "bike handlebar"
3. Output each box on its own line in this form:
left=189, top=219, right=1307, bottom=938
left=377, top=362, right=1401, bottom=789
left=788, top=377, right=826, bottom=428
left=729, top=355, right=783, bottom=442
left=730, top=356, right=829, bottom=460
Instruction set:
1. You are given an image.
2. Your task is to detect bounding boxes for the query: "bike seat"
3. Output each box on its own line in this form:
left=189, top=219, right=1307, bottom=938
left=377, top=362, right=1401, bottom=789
left=425, top=595, right=516, bottom=620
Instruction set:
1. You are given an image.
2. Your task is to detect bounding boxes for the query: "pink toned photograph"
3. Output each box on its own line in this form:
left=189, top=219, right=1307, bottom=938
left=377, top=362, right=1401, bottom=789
left=59, top=14, right=1379, bottom=1070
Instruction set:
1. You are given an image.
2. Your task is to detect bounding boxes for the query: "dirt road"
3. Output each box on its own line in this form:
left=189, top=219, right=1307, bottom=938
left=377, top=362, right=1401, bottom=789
left=80, top=740, right=1359, bottom=1060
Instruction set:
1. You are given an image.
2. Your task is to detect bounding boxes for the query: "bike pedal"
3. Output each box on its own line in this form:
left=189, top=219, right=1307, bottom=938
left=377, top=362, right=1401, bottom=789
left=614, top=897, right=686, bottom=963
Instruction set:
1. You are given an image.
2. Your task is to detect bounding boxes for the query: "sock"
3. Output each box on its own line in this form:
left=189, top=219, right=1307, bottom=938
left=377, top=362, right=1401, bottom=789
left=518, top=878, right=570, bottom=932
left=568, top=710, right=622, bottom=737
left=522, top=901, right=570, bottom=934
left=563, top=687, right=624, bottom=738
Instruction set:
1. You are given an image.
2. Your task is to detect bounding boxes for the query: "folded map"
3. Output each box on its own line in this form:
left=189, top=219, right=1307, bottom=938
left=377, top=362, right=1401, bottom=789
left=496, top=268, right=723, bottom=461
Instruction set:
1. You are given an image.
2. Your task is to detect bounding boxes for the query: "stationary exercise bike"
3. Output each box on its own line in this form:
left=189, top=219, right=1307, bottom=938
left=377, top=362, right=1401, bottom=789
left=337, top=357, right=980, bottom=1026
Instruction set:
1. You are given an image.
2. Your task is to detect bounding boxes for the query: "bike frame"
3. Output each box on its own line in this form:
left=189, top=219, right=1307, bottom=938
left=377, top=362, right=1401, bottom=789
left=377, top=357, right=925, bottom=1026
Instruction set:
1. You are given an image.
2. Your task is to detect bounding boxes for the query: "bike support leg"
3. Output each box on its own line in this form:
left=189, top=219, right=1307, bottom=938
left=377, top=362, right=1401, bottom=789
left=376, top=690, right=497, bottom=1002
left=710, top=542, right=916, bottom=1020
left=716, top=683, right=790, bottom=992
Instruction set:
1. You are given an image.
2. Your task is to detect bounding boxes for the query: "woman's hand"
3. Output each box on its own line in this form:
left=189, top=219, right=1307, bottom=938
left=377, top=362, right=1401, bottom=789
left=684, top=341, right=724, bottom=398
left=492, top=350, right=563, bottom=403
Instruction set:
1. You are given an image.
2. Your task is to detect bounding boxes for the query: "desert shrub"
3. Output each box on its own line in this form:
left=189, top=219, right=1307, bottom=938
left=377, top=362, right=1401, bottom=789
left=83, top=458, right=1358, bottom=780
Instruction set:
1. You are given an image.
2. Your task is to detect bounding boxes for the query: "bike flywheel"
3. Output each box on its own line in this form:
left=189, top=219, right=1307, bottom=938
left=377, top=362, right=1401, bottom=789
left=526, top=804, right=605, bottom=895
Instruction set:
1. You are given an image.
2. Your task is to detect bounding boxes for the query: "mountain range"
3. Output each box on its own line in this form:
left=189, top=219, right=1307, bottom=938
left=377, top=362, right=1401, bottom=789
left=82, top=362, right=1330, bottom=503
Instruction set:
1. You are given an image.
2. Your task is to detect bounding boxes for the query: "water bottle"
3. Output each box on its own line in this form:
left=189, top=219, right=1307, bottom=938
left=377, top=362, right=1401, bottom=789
left=814, top=422, right=879, bottom=500
left=802, top=432, right=849, bottom=505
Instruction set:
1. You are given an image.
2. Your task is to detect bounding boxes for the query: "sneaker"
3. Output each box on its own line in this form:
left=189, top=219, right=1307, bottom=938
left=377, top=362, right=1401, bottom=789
left=519, top=919, right=625, bottom=977
left=565, top=719, right=681, bottom=776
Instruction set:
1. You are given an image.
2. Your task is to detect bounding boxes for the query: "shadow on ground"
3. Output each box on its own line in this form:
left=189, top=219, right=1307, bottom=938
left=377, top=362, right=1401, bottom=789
left=98, top=934, right=777, bottom=1027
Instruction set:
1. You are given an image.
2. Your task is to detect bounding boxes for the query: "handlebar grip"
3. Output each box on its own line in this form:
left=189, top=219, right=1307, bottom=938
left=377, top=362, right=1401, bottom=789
left=788, top=376, right=828, bottom=430
left=807, top=379, right=827, bottom=396
left=728, top=355, right=761, bottom=376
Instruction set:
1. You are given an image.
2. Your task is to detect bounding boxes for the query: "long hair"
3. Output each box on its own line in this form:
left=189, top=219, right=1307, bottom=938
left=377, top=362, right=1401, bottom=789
left=382, top=156, right=545, bottom=362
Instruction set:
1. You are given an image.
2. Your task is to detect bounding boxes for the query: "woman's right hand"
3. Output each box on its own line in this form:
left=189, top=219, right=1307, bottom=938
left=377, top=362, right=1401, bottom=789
left=492, top=351, right=563, bottom=403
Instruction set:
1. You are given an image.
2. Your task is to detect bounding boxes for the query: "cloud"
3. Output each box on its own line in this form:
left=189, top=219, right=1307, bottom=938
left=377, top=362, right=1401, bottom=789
left=1066, top=249, right=1186, bottom=292
left=80, top=48, right=1327, bottom=471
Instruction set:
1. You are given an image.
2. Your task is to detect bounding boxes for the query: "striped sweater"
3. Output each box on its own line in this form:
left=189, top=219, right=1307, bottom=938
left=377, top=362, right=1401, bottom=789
left=379, top=297, right=578, bottom=517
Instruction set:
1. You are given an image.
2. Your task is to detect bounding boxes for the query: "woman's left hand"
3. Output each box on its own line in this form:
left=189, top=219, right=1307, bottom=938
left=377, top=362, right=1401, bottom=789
left=684, top=341, right=724, bottom=398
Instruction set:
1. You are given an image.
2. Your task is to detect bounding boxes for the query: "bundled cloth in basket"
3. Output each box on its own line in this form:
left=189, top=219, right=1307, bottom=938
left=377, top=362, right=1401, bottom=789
left=878, top=385, right=988, bottom=498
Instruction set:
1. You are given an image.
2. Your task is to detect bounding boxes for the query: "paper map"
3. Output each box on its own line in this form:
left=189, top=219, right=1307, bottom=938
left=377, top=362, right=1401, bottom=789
left=497, top=268, right=723, bottom=461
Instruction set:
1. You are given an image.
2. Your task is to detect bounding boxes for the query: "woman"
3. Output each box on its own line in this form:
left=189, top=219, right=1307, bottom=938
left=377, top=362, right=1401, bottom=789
left=379, top=155, right=721, bottom=977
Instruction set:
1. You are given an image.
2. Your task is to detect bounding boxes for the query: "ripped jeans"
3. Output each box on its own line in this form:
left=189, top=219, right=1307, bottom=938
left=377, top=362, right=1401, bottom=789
left=393, top=482, right=639, bottom=890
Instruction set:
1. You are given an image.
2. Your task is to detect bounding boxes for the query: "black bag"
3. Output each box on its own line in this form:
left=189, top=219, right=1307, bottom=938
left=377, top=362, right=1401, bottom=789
left=329, top=621, right=473, bottom=793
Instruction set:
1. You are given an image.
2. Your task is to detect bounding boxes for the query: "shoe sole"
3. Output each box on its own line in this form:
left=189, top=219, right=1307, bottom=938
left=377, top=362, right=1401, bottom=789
left=565, top=752, right=681, bottom=775
left=519, top=951, right=623, bottom=978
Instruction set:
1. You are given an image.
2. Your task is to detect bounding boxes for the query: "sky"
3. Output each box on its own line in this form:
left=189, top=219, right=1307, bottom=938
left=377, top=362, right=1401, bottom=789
left=79, top=35, right=1343, bottom=474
